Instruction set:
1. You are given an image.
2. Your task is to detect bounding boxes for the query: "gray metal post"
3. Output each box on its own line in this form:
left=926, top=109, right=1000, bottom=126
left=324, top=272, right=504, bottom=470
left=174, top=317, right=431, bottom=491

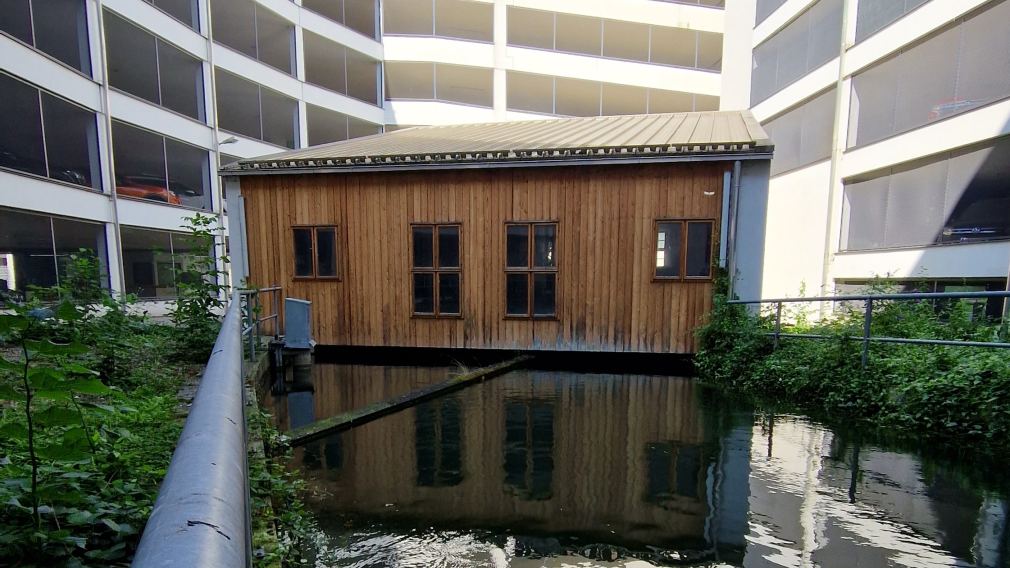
left=273, top=289, right=280, bottom=340
left=773, top=301, right=783, bottom=349
left=861, top=298, right=873, bottom=370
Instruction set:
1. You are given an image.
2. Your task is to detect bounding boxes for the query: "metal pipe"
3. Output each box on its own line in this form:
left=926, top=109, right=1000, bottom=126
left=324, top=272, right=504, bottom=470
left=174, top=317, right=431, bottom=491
left=773, top=301, right=782, bottom=349
left=132, top=293, right=249, bottom=567
left=726, top=160, right=742, bottom=299
left=861, top=299, right=873, bottom=369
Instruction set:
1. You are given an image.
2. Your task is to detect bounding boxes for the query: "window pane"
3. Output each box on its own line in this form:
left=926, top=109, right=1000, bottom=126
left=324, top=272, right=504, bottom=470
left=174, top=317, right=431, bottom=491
left=506, top=225, right=529, bottom=268
left=211, top=0, right=257, bottom=59
left=346, top=49, right=379, bottom=104
left=438, top=273, right=460, bottom=314
left=157, top=39, right=205, bottom=121
left=506, top=71, right=553, bottom=114
left=120, top=226, right=174, bottom=298
left=762, top=88, right=835, bottom=176
left=648, top=89, right=696, bottom=113
left=303, top=0, right=344, bottom=24
left=555, top=77, right=600, bottom=117
left=0, top=0, right=34, bottom=45
left=261, top=87, right=298, bottom=149
left=33, top=0, right=91, bottom=74
left=383, top=0, right=432, bottom=35
left=555, top=13, right=601, bottom=56
left=435, top=64, right=492, bottom=107
left=855, top=0, right=926, bottom=42
left=532, top=273, right=556, bottom=316
left=293, top=228, right=313, bottom=277
left=506, top=273, right=529, bottom=316
left=533, top=225, right=556, bottom=268
left=953, top=0, right=1010, bottom=119
left=841, top=176, right=888, bottom=250
left=348, top=116, right=381, bottom=139
left=315, top=227, right=337, bottom=277
left=149, top=0, right=199, bottom=29
left=655, top=222, right=681, bottom=277
left=507, top=7, right=553, bottom=50
left=602, top=20, right=648, bottom=62
left=385, top=62, right=435, bottom=100
left=215, top=69, right=261, bottom=140
left=256, top=5, right=294, bottom=74
left=435, top=0, right=492, bottom=41
left=437, top=226, right=459, bottom=268
left=41, top=93, right=100, bottom=189
left=0, top=73, right=46, bottom=178
left=943, top=140, right=1010, bottom=243
left=413, top=273, right=435, bottom=313
left=165, top=138, right=210, bottom=209
left=304, top=31, right=347, bottom=94
left=104, top=12, right=160, bottom=105
left=412, top=226, right=434, bottom=268
left=307, top=104, right=349, bottom=146
left=0, top=209, right=57, bottom=301
left=112, top=122, right=169, bottom=204
left=756, top=0, right=786, bottom=24
left=602, top=84, right=647, bottom=116
left=650, top=26, right=697, bottom=68
left=344, top=0, right=377, bottom=38
left=53, top=217, right=109, bottom=291
left=686, top=222, right=712, bottom=277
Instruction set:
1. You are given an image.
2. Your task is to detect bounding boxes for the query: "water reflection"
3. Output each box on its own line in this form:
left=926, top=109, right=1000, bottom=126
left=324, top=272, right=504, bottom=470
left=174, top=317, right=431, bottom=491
left=270, top=366, right=1010, bottom=567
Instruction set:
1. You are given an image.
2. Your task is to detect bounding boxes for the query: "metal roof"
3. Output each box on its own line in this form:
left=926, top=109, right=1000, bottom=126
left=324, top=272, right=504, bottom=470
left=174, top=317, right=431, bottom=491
left=224, top=111, right=772, bottom=175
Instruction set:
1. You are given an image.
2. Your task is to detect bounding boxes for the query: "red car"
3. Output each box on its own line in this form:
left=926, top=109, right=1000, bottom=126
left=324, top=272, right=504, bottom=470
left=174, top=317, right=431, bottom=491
left=116, top=175, right=183, bottom=205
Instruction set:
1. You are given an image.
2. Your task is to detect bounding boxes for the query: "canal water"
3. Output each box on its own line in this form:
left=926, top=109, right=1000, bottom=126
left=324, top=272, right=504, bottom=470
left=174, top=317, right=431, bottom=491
left=266, top=364, right=1010, bottom=567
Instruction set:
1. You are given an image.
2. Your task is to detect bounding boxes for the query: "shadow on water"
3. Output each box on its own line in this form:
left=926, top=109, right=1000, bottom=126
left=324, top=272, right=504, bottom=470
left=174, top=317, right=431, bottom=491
left=264, top=364, right=1010, bottom=568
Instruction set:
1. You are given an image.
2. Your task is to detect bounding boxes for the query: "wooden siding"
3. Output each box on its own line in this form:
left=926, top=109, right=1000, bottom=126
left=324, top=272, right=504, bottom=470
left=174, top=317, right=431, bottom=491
left=241, top=162, right=726, bottom=353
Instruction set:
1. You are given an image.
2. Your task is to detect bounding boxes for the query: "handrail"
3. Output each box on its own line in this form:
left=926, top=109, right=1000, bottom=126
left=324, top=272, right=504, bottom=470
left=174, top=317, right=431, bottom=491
left=728, top=290, right=1010, bottom=304
left=132, top=292, right=251, bottom=567
left=239, top=286, right=282, bottom=359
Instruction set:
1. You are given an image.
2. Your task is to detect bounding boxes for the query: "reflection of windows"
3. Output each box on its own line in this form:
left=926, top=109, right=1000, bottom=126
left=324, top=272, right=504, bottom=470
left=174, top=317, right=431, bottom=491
left=1, top=0, right=91, bottom=74
left=411, top=224, right=461, bottom=316
left=293, top=226, right=339, bottom=279
left=645, top=442, right=702, bottom=507
left=505, top=223, right=557, bottom=318
left=415, top=398, right=462, bottom=487
left=504, top=400, right=554, bottom=500
left=112, top=121, right=211, bottom=209
left=0, top=72, right=101, bottom=190
left=215, top=69, right=298, bottom=148
left=655, top=220, right=714, bottom=280
left=121, top=226, right=211, bottom=299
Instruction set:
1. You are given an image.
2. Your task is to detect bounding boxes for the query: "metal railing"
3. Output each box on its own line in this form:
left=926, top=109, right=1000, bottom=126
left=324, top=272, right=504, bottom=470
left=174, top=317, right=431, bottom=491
left=238, top=286, right=282, bottom=360
left=729, top=291, right=1010, bottom=369
left=132, top=292, right=251, bottom=567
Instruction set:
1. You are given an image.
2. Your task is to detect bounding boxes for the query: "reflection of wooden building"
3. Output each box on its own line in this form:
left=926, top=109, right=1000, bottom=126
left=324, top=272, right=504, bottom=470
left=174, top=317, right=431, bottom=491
left=277, top=367, right=737, bottom=548
left=226, top=112, right=771, bottom=353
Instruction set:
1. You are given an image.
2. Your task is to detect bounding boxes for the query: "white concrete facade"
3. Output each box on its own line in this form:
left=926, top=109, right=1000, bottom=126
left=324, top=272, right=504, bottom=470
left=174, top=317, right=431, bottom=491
left=722, top=0, right=1010, bottom=303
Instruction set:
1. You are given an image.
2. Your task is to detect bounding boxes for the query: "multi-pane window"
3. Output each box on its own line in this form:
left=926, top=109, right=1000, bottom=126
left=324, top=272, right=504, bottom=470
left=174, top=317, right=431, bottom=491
left=655, top=220, right=714, bottom=280
left=120, top=226, right=209, bottom=299
left=1, top=0, right=91, bottom=74
left=303, top=31, right=381, bottom=105
left=385, top=62, right=493, bottom=108
left=505, top=223, right=557, bottom=318
left=302, top=0, right=378, bottom=39
left=211, top=0, right=295, bottom=75
left=854, top=0, right=926, bottom=43
left=145, top=0, right=199, bottom=29
left=215, top=69, right=299, bottom=148
left=761, top=88, right=836, bottom=176
left=293, top=226, right=339, bottom=279
left=112, top=121, right=211, bottom=209
left=384, top=0, right=493, bottom=42
left=411, top=224, right=461, bottom=316
left=0, top=72, right=101, bottom=190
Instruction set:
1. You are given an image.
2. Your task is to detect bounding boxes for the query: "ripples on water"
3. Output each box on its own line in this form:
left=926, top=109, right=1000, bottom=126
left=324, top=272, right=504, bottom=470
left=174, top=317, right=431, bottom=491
left=267, top=365, right=1010, bottom=568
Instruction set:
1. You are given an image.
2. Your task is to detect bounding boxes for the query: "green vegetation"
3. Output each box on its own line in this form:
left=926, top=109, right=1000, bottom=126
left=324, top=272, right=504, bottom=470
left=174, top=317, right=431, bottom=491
left=696, top=280, right=1010, bottom=453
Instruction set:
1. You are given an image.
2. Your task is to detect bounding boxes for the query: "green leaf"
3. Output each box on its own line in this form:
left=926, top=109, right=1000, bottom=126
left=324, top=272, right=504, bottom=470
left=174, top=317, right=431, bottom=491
left=66, top=510, right=94, bottom=525
left=35, top=389, right=70, bottom=401
left=0, top=423, right=28, bottom=439
left=101, top=518, right=121, bottom=533
left=55, top=302, right=81, bottom=322
left=63, top=363, right=99, bottom=377
left=0, top=384, right=20, bottom=400
left=35, top=406, right=80, bottom=427
left=0, top=314, right=28, bottom=335
left=25, top=339, right=89, bottom=356
left=28, top=367, right=67, bottom=390
left=0, top=357, right=21, bottom=373
left=70, top=379, right=111, bottom=395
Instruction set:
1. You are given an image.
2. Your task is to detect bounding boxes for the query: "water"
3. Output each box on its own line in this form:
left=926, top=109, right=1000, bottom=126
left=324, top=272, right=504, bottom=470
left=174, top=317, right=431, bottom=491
left=266, top=365, right=1010, bottom=568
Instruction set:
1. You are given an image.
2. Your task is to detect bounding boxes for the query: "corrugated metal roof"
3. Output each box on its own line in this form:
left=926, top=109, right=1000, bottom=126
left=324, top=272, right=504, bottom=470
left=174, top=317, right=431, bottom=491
left=224, top=111, right=772, bottom=174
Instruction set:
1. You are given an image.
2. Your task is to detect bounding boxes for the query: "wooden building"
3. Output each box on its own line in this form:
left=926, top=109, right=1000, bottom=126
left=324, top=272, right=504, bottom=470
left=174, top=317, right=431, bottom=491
left=224, top=112, right=772, bottom=353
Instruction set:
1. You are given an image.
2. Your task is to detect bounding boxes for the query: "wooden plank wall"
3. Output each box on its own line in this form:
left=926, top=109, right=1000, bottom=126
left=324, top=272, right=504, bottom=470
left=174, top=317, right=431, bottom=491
left=241, top=162, right=726, bottom=353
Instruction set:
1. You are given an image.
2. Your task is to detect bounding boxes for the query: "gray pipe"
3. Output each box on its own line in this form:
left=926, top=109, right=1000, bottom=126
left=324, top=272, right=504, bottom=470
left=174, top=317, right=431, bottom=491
left=132, top=293, right=250, bottom=567
left=726, top=160, right=742, bottom=299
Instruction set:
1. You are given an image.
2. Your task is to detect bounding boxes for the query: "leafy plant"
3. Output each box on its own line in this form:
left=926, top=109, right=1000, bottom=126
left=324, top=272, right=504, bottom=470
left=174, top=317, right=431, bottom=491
left=169, top=213, right=229, bottom=362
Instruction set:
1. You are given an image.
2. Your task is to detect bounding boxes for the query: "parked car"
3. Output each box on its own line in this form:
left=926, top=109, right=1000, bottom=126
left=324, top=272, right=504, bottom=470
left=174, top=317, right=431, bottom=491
left=939, top=195, right=1010, bottom=243
left=928, top=98, right=981, bottom=121
left=116, top=175, right=182, bottom=205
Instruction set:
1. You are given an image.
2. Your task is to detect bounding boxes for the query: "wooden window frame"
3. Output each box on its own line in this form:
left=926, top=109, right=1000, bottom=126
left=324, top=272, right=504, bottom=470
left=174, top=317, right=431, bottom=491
left=653, top=218, right=716, bottom=282
left=292, top=225, right=341, bottom=280
left=411, top=222, right=463, bottom=318
left=504, top=221, right=559, bottom=320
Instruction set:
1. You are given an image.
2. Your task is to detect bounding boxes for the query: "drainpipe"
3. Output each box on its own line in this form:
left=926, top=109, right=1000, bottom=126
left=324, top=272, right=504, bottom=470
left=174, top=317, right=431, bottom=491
left=204, top=0, right=232, bottom=294
left=726, top=160, right=742, bottom=300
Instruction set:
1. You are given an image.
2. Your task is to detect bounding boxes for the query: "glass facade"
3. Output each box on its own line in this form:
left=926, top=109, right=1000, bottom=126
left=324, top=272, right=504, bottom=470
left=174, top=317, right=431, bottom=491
left=212, top=0, right=295, bottom=75
left=215, top=69, right=299, bottom=149
left=0, top=0, right=91, bottom=74
left=112, top=121, right=211, bottom=210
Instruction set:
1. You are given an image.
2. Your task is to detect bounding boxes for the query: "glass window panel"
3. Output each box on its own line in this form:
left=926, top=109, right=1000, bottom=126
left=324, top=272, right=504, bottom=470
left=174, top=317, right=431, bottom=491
left=211, top=0, right=257, bottom=59
left=696, top=31, right=722, bottom=71
left=307, top=104, right=349, bottom=146
left=293, top=228, right=313, bottom=277
left=0, top=73, right=46, bottom=178
left=413, top=273, right=435, bottom=313
left=41, top=93, right=100, bottom=190
left=168, top=231, right=211, bottom=289
left=435, top=0, right=492, bottom=42
left=261, top=87, right=298, bottom=149
left=157, top=40, right=205, bottom=121
left=955, top=1, right=1010, bottom=117
left=506, top=225, right=529, bottom=268
left=120, top=226, right=174, bottom=298
left=52, top=217, right=109, bottom=291
left=602, top=84, right=647, bottom=116
left=165, top=138, right=210, bottom=209
left=385, top=62, right=434, bottom=100
left=149, top=0, right=198, bottom=29
left=805, top=0, right=843, bottom=72
left=303, top=0, right=344, bottom=25
left=763, top=88, right=835, bottom=176
left=694, top=95, right=719, bottom=112
left=0, top=209, right=58, bottom=300
left=412, top=226, right=434, bottom=268
left=215, top=69, right=261, bottom=140
left=841, top=176, right=888, bottom=250
left=755, top=0, right=786, bottom=25
left=532, top=225, right=556, bottom=268
left=435, top=64, right=492, bottom=107
left=650, top=26, right=696, bottom=68
left=555, top=13, right=601, bottom=56
left=33, top=0, right=91, bottom=74
left=942, top=139, right=1010, bottom=243
left=884, top=158, right=948, bottom=247
left=855, top=0, right=926, bottom=42
left=555, top=77, right=600, bottom=116
left=602, top=20, right=648, bottom=62
left=347, top=117, right=381, bottom=139
left=104, top=12, right=160, bottom=105
left=686, top=222, right=712, bottom=277
left=438, top=273, right=460, bottom=314
left=343, top=0, right=377, bottom=38
left=0, top=0, right=34, bottom=45
left=532, top=273, right=556, bottom=316
left=893, top=27, right=958, bottom=135
left=655, top=221, right=681, bottom=277
left=507, top=7, right=553, bottom=50
left=847, top=56, right=897, bottom=147
left=112, top=122, right=171, bottom=204
left=384, top=0, right=432, bottom=35
left=506, top=273, right=529, bottom=316
left=315, top=227, right=337, bottom=277
left=304, top=31, right=347, bottom=94
left=506, top=72, right=554, bottom=114
left=255, top=5, right=294, bottom=74
left=345, top=49, right=379, bottom=104
left=648, top=89, right=695, bottom=113
left=437, top=226, right=459, bottom=268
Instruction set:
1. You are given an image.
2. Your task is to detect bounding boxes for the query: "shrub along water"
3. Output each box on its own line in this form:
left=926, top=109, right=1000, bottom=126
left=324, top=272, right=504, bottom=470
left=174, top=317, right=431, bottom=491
left=696, top=280, right=1010, bottom=453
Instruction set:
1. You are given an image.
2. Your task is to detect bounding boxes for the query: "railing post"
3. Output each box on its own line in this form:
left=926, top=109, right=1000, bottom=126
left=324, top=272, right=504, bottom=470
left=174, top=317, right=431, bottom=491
left=774, top=301, right=783, bottom=350
left=861, top=298, right=873, bottom=370
left=246, top=293, right=256, bottom=359
left=273, top=289, right=280, bottom=340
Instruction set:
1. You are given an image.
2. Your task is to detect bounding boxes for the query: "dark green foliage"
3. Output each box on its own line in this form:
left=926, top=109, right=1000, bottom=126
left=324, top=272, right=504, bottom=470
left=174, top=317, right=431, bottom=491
left=169, top=213, right=229, bottom=362
left=696, top=281, right=1010, bottom=452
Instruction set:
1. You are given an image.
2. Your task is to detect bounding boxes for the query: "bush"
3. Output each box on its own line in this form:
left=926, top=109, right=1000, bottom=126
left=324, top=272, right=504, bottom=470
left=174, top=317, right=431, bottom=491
left=169, top=213, right=229, bottom=362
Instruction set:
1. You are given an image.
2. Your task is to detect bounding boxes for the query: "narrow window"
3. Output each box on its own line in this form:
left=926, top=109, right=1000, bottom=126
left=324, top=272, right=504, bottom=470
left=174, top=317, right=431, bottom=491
left=293, top=226, right=339, bottom=279
left=411, top=223, right=461, bottom=317
left=655, top=220, right=713, bottom=281
left=505, top=222, right=558, bottom=318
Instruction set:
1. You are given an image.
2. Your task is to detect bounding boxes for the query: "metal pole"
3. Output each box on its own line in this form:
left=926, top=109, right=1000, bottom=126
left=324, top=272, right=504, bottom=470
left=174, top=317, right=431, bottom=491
left=273, top=289, right=280, bottom=340
left=774, top=301, right=783, bottom=350
left=861, top=298, right=873, bottom=370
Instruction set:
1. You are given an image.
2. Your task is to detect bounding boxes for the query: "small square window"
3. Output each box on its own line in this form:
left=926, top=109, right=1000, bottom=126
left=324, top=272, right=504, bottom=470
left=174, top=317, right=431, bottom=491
left=654, top=220, right=713, bottom=281
left=293, top=225, right=339, bottom=279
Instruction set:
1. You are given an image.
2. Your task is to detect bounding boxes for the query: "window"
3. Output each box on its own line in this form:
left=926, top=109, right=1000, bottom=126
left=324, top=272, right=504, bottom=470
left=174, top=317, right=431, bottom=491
left=293, top=226, right=339, bottom=279
left=855, top=0, right=926, bottom=43
left=302, top=0, right=378, bottom=39
left=104, top=11, right=205, bottom=121
left=655, top=220, right=714, bottom=280
left=385, top=63, right=493, bottom=108
left=0, top=72, right=101, bottom=190
left=112, top=121, right=211, bottom=209
left=755, top=0, right=786, bottom=25
left=761, top=88, right=836, bottom=176
left=215, top=69, right=299, bottom=148
left=303, top=31, right=380, bottom=105
left=411, top=224, right=461, bottom=316
left=505, top=223, right=557, bottom=318
left=211, top=0, right=295, bottom=75
left=384, top=0, right=492, bottom=42
left=121, top=226, right=211, bottom=299
left=1, top=0, right=91, bottom=74
left=145, top=0, right=199, bottom=29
